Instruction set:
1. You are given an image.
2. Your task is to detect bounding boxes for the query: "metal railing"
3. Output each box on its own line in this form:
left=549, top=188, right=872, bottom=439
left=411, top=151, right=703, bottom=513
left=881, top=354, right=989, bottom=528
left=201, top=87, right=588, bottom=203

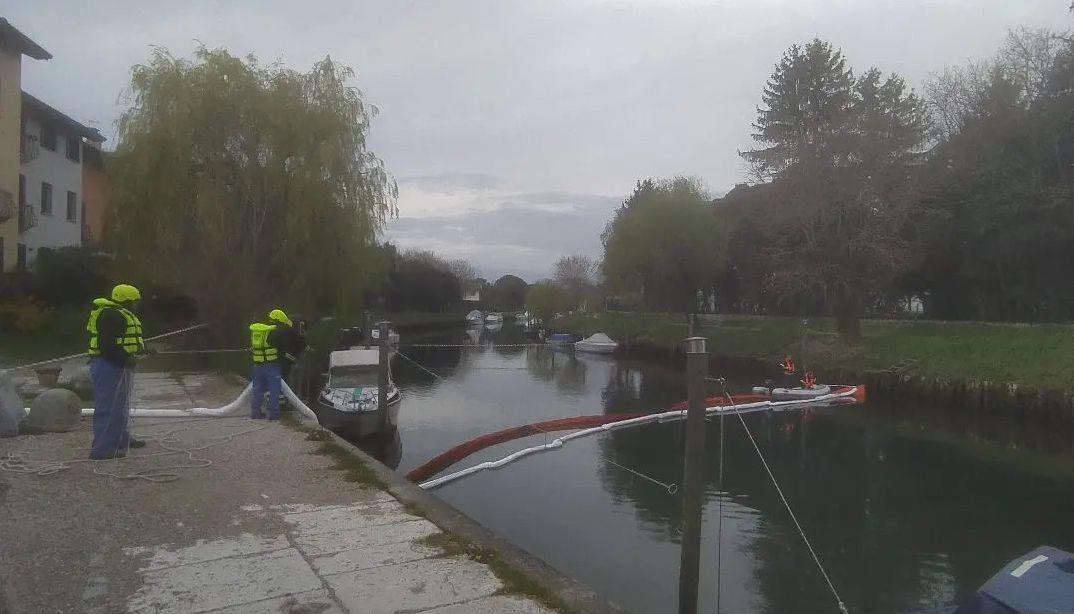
left=0, top=190, right=12, bottom=224
left=18, top=204, right=37, bottom=233
left=19, top=133, right=39, bottom=164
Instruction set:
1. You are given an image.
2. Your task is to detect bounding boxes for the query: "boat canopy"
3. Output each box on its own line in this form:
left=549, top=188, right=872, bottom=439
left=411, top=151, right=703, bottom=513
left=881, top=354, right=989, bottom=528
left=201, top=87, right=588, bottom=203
left=329, top=349, right=379, bottom=369
left=955, top=546, right=1074, bottom=613
left=466, top=310, right=483, bottom=320
left=579, top=333, right=616, bottom=344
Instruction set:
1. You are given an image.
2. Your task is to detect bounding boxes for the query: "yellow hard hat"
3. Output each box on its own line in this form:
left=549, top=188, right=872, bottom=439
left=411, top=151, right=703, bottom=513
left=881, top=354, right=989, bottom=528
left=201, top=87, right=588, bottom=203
left=268, top=309, right=292, bottom=327
left=111, top=284, right=141, bottom=303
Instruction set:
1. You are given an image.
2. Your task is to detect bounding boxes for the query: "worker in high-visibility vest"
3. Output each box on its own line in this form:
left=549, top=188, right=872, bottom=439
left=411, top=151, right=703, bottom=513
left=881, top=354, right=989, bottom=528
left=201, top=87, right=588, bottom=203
left=86, top=283, right=148, bottom=459
left=249, top=309, right=292, bottom=420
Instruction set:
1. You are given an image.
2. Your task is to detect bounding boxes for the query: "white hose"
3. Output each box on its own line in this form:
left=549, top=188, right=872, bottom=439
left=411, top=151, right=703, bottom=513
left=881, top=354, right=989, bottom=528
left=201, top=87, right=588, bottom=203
left=64, top=380, right=318, bottom=422
left=280, top=380, right=319, bottom=421
left=419, top=387, right=860, bottom=490
left=74, top=384, right=254, bottom=417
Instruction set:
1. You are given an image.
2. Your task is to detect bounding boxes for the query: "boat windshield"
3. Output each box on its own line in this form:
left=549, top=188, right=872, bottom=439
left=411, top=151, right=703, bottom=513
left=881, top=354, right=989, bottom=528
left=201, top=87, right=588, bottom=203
left=329, top=366, right=378, bottom=389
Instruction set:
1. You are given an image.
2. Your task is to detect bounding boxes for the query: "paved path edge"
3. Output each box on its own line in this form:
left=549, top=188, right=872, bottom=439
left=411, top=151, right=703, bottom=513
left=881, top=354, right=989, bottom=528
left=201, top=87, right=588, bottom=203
left=307, top=418, right=627, bottom=614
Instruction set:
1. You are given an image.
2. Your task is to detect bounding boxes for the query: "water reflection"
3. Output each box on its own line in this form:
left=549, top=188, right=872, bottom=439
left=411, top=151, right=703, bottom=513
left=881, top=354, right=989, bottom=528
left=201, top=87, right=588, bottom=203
left=357, top=324, right=1074, bottom=613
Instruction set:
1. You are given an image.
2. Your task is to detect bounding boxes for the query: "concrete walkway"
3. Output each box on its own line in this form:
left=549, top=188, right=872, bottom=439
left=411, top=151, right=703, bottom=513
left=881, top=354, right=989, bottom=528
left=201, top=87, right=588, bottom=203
left=0, top=370, right=554, bottom=613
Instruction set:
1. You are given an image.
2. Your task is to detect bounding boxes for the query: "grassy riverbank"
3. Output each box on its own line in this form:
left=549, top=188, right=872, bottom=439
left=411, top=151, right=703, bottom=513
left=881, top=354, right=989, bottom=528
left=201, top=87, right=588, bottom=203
left=556, top=312, right=1074, bottom=391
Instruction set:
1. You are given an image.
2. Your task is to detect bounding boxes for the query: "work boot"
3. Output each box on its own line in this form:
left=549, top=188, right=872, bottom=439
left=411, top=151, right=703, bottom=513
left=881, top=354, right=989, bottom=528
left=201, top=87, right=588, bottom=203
left=127, top=438, right=146, bottom=449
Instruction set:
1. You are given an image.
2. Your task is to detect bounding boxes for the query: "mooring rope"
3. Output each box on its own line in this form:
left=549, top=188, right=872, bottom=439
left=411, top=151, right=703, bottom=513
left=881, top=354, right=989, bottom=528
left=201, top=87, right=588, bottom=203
left=606, top=459, right=678, bottom=494
left=398, top=343, right=549, bottom=349
left=0, top=322, right=212, bottom=375
left=717, top=381, right=849, bottom=614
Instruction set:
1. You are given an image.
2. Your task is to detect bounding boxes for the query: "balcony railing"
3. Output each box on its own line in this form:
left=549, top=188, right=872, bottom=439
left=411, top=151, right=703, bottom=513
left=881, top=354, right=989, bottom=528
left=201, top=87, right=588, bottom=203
left=18, top=203, right=37, bottom=234
left=0, top=190, right=12, bottom=224
left=20, top=132, right=39, bottom=164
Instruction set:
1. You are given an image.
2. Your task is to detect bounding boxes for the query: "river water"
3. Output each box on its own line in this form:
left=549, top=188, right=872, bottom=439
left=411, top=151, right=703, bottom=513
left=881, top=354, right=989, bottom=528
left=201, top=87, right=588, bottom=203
left=355, top=323, right=1074, bottom=614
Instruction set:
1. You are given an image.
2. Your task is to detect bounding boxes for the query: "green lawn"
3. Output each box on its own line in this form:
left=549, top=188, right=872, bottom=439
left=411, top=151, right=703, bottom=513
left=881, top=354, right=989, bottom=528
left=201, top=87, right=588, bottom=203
left=557, top=312, right=1074, bottom=391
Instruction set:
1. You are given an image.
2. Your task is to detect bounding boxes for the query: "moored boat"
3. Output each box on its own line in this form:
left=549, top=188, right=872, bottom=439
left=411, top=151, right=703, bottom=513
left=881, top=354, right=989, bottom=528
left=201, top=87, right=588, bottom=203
left=316, top=348, right=401, bottom=438
left=484, top=312, right=504, bottom=324
left=466, top=310, right=484, bottom=325
left=547, top=332, right=575, bottom=346
left=575, top=332, right=618, bottom=354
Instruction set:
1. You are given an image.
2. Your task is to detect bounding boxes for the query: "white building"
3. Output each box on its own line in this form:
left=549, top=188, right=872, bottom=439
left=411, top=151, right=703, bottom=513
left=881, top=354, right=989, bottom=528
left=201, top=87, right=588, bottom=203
left=16, top=91, right=103, bottom=268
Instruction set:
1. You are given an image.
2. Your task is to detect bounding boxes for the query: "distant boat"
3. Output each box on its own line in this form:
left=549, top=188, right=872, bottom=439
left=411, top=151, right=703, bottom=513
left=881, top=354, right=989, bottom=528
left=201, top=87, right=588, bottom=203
left=547, top=333, right=575, bottom=346
left=316, top=349, right=401, bottom=439
left=484, top=313, right=504, bottom=323
left=466, top=310, right=484, bottom=325
left=575, top=333, right=619, bottom=354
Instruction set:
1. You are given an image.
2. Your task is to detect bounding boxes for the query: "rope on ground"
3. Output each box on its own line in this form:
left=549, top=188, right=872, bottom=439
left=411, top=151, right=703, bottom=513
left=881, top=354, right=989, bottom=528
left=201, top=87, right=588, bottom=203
left=606, top=459, right=678, bottom=495
left=0, top=418, right=268, bottom=483
left=0, top=322, right=211, bottom=375
left=717, top=381, right=849, bottom=614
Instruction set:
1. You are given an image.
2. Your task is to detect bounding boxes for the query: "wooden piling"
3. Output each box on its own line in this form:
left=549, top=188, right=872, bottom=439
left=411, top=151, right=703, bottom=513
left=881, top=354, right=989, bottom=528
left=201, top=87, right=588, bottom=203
left=678, top=336, right=708, bottom=614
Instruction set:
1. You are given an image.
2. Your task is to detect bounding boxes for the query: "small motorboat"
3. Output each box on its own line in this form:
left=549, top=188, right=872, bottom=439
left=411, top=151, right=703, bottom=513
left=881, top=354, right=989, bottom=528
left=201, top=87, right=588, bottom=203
left=484, top=312, right=504, bottom=324
left=575, top=332, right=619, bottom=354
left=946, top=545, right=1074, bottom=613
left=466, top=310, right=484, bottom=325
left=316, top=349, right=401, bottom=438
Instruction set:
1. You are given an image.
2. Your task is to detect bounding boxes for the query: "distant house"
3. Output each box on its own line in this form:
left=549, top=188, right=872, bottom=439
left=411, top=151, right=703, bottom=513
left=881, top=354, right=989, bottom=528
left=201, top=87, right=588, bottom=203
left=0, top=19, right=106, bottom=271
left=17, top=92, right=105, bottom=267
left=0, top=18, right=50, bottom=272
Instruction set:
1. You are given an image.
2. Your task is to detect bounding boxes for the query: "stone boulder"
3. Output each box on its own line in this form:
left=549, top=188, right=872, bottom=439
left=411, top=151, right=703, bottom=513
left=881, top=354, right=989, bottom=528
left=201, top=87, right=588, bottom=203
left=24, top=388, right=82, bottom=433
left=0, top=374, right=25, bottom=438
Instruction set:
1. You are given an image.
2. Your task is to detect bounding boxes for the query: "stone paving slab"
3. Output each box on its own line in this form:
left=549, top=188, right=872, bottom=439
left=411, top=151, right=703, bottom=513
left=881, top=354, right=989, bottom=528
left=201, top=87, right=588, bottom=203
left=0, top=371, right=557, bottom=614
left=326, top=556, right=503, bottom=613
left=128, top=548, right=323, bottom=613
left=207, top=589, right=344, bottom=614
left=293, top=518, right=442, bottom=557
left=312, top=540, right=444, bottom=576
left=424, top=595, right=556, bottom=613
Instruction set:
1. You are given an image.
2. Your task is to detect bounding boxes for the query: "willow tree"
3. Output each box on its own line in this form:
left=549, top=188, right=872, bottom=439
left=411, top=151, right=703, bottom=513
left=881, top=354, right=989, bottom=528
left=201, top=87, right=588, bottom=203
left=106, top=47, right=397, bottom=332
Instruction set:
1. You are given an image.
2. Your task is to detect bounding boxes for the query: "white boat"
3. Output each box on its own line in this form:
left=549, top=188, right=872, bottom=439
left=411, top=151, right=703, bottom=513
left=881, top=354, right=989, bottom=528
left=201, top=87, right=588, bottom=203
left=751, top=385, right=832, bottom=401
left=316, top=349, right=401, bottom=439
left=574, top=332, right=619, bottom=354
left=484, top=312, right=504, bottom=323
left=466, top=310, right=484, bottom=325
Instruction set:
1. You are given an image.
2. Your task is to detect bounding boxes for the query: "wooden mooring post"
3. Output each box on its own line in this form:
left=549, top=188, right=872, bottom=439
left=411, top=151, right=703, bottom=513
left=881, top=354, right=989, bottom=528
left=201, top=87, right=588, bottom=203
left=363, top=311, right=373, bottom=349
left=377, top=320, right=390, bottom=435
left=678, top=336, right=708, bottom=614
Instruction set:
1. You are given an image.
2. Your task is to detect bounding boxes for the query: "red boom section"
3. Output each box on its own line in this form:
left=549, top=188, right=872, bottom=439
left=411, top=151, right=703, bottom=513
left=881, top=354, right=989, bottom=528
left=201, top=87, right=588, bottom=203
left=406, top=385, right=866, bottom=483
left=405, top=412, right=645, bottom=483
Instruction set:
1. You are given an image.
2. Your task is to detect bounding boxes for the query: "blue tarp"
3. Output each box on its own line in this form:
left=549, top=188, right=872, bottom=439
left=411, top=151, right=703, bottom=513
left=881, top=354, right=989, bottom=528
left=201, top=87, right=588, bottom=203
left=955, top=546, right=1074, bottom=614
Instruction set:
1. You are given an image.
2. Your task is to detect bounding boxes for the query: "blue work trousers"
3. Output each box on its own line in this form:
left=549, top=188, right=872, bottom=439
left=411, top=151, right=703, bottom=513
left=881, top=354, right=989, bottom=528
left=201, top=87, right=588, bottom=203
left=250, top=361, right=282, bottom=419
left=89, top=358, right=133, bottom=459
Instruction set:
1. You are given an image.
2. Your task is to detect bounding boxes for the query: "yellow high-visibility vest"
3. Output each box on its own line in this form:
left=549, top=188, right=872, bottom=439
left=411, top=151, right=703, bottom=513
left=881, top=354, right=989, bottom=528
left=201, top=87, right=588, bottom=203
left=250, top=322, right=279, bottom=363
left=87, top=298, right=145, bottom=356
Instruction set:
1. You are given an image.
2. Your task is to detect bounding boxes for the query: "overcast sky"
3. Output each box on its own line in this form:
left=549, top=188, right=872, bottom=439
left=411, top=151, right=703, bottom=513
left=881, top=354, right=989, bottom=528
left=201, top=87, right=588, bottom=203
left=8, top=1, right=1070, bottom=280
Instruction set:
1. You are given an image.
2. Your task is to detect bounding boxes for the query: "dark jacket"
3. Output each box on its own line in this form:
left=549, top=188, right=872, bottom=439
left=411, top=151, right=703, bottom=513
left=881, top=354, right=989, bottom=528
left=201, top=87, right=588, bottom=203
left=97, top=307, right=134, bottom=368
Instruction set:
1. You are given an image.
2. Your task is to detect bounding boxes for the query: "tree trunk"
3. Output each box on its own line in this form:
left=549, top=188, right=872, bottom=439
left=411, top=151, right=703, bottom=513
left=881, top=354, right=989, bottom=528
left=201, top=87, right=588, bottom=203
left=835, top=291, right=863, bottom=342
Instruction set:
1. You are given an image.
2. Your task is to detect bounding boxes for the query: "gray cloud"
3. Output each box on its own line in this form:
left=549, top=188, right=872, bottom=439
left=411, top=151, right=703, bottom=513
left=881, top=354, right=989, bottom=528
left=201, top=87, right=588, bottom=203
left=8, top=0, right=1069, bottom=280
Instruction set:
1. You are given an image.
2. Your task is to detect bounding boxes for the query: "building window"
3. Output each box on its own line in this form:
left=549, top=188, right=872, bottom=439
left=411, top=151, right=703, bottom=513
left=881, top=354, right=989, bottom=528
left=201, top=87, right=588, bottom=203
left=66, top=135, right=81, bottom=162
left=67, top=191, right=77, bottom=222
left=16, top=243, right=26, bottom=271
left=41, top=123, right=57, bottom=151
left=18, top=174, right=25, bottom=206
left=40, top=182, right=52, bottom=216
